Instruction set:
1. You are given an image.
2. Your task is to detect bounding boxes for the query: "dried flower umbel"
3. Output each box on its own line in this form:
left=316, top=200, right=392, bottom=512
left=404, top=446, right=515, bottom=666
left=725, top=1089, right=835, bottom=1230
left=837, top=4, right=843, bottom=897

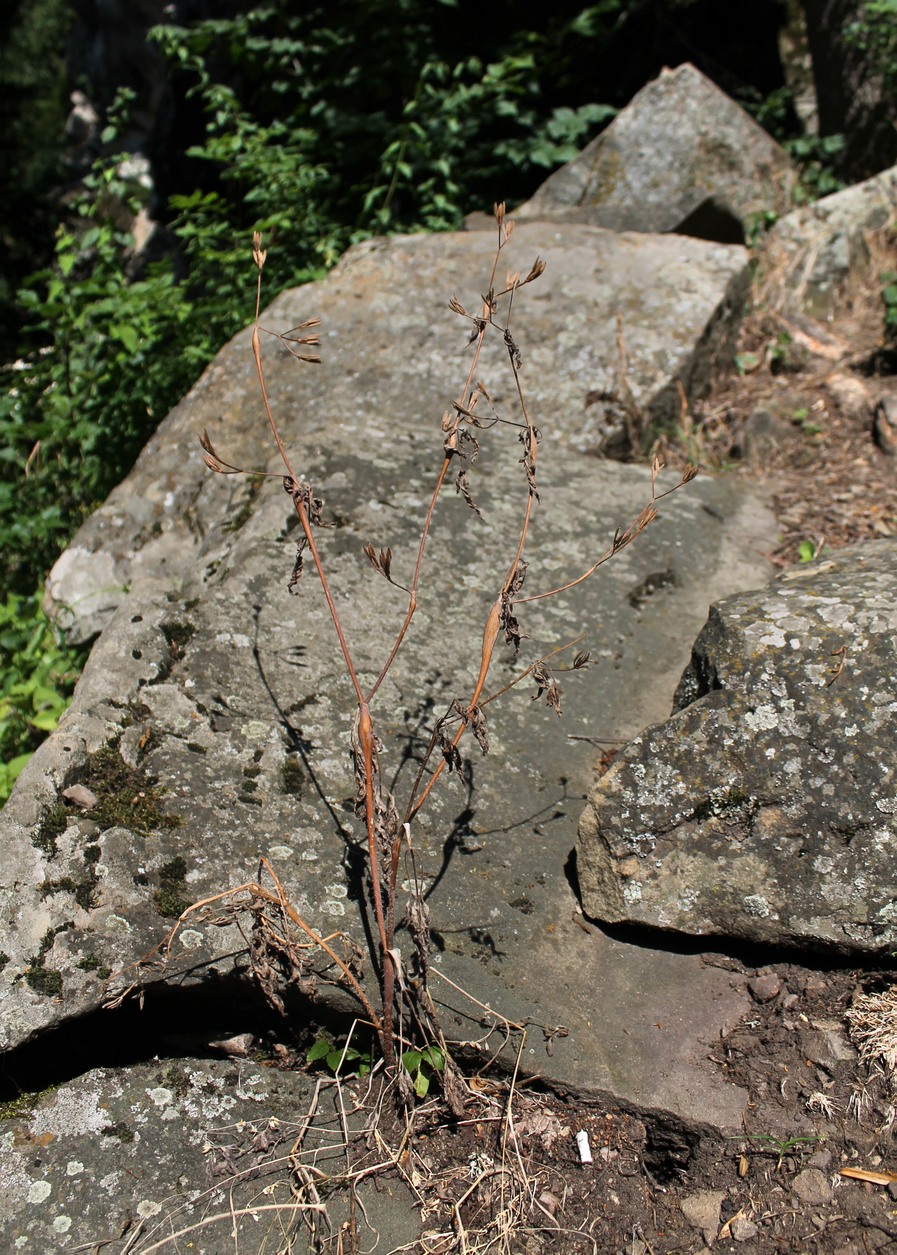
left=196, top=205, right=696, bottom=1081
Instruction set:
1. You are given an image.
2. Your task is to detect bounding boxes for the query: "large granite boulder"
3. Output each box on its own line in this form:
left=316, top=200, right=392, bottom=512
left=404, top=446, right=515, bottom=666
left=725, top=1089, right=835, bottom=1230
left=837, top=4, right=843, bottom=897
left=0, top=221, right=775, bottom=1131
left=47, top=223, right=750, bottom=645
left=513, top=63, right=795, bottom=243
left=577, top=541, right=897, bottom=953
left=758, top=164, right=897, bottom=320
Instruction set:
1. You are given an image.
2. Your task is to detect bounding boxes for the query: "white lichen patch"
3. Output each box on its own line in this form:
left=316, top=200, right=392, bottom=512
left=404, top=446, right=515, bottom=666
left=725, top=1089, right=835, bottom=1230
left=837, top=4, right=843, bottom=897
left=65, top=1161, right=84, bottom=1176
left=26, top=1181, right=51, bottom=1204
left=146, top=1087, right=174, bottom=1108
left=51, top=1216, right=71, bottom=1234
left=179, top=929, right=204, bottom=950
left=743, top=894, right=771, bottom=918
left=757, top=629, right=787, bottom=648
left=136, top=1199, right=162, bottom=1219
left=744, top=704, right=778, bottom=732
left=101, top=912, right=133, bottom=934
left=30, top=1082, right=110, bottom=1136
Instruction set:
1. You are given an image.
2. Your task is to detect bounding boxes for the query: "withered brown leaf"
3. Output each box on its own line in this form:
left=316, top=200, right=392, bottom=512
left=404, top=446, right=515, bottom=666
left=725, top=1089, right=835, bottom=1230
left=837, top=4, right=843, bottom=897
left=468, top=704, right=489, bottom=755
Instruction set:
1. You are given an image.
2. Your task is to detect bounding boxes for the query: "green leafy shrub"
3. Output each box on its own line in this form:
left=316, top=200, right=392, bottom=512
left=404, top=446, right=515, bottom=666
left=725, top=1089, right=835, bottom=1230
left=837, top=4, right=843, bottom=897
left=1, top=203, right=197, bottom=592
left=0, top=592, right=85, bottom=803
left=148, top=6, right=615, bottom=258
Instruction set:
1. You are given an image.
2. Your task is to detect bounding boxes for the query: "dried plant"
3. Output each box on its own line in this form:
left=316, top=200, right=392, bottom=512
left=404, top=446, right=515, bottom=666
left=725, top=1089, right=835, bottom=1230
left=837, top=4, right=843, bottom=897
left=848, top=985, right=897, bottom=1077
left=193, top=206, right=695, bottom=1084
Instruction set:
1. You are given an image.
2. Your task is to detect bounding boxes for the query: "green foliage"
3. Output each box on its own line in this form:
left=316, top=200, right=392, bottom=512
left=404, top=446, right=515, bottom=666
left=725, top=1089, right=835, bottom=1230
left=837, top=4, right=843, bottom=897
left=307, top=1036, right=372, bottom=1077
left=798, top=539, right=828, bottom=563
left=0, top=0, right=74, bottom=345
left=147, top=5, right=616, bottom=257
left=743, top=1131, right=821, bottom=1170
left=0, top=592, right=85, bottom=804
left=847, top=0, right=897, bottom=96
left=882, top=268, right=897, bottom=338
left=401, top=1045, right=446, bottom=1099
left=750, top=86, right=845, bottom=206
left=0, top=172, right=208, bottom=592
left=305, top=1035, right=444, bottom=1096
left=784, top=134, right=846, bottom=204
left=798, top=540, right=818, bottom=563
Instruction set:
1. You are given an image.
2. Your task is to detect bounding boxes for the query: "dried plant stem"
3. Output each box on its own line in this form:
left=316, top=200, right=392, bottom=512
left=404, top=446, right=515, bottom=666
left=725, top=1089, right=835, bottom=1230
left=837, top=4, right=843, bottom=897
left=192, top=207, right=695, bottom=1095
left=110, top=859, right=382, bottom=1032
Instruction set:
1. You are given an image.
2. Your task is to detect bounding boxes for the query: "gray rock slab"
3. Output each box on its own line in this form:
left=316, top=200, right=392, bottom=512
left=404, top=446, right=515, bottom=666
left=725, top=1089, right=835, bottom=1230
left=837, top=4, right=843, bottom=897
left=0, top=1058, right=419, bottom=1254
left=514, top=63, right=795, bottom=240
left=578, top=541, right=897, bottom=953
left=45, top=223, right=749, bottom=643
left=0, top=224, right=776, bottom=1134
left=759, top=164, right=897, bottom=319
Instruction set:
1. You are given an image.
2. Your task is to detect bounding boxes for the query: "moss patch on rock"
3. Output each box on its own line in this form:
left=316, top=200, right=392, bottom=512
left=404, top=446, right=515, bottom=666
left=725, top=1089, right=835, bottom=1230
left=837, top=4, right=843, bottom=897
left=153, top=856, right=191, bottom=918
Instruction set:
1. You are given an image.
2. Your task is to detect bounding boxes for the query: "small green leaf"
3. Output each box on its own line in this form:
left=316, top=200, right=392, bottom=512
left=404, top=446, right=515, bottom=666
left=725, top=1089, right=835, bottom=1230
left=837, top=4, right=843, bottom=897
left=111, top=324, right=140, bottom=353
left=420, top=1046, right=445, bottom=1071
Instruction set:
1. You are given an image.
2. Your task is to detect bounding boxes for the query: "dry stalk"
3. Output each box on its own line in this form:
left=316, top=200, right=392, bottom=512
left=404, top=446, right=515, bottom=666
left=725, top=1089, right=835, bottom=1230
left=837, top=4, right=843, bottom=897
left=166, top=204, right=698, bottom=1093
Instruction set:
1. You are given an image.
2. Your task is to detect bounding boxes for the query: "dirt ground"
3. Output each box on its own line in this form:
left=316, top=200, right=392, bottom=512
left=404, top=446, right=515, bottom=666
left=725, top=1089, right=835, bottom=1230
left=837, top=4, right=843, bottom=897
left=234, top=957, right=897, bottom=1254
left=377, top=962, right=897, bottom=1254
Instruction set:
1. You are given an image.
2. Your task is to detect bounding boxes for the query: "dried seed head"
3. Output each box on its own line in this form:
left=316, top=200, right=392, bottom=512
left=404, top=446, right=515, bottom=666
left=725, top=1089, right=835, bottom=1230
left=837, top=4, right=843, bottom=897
left=524, top=256, right=546, bottom=284
left=682, top=462, right=699, bottom=483
left=252, top=231, right=267, bottom=270
left=449, top=296, right=468, bottom=317
left=494, top=201, right=506, bottom=227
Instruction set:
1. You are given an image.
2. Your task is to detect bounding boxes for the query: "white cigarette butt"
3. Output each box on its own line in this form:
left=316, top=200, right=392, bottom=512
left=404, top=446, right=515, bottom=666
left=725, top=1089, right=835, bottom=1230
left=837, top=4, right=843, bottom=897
left=576, top=1129, right=593, bottom=1164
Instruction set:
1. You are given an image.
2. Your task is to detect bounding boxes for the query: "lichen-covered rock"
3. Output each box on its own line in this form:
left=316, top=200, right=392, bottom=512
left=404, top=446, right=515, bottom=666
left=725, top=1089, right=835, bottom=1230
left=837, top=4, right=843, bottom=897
left=0, top=219, right=774, bottom=1130
left=759, top=165, right=897, bottom=320
left=0, top=1058, right=419, bottom=1253
left=45, top=223, right=750, bottom=644
left=577, top=541, right=897, bottom=952
left=514, top=64, right=795, bottom=242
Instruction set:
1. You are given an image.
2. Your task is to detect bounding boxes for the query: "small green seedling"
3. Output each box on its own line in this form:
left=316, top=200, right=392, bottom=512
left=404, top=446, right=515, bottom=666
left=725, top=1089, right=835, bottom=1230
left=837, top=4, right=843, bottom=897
left=401, top=1045, right=445, bottom=1099
left=307, top=1036, right=371, bottom=1077
left=799, top=537, right=829, bottom=563
left=734, top=350, right=761, bottom=376
left=743, top=1132, right=821, bottom=1171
